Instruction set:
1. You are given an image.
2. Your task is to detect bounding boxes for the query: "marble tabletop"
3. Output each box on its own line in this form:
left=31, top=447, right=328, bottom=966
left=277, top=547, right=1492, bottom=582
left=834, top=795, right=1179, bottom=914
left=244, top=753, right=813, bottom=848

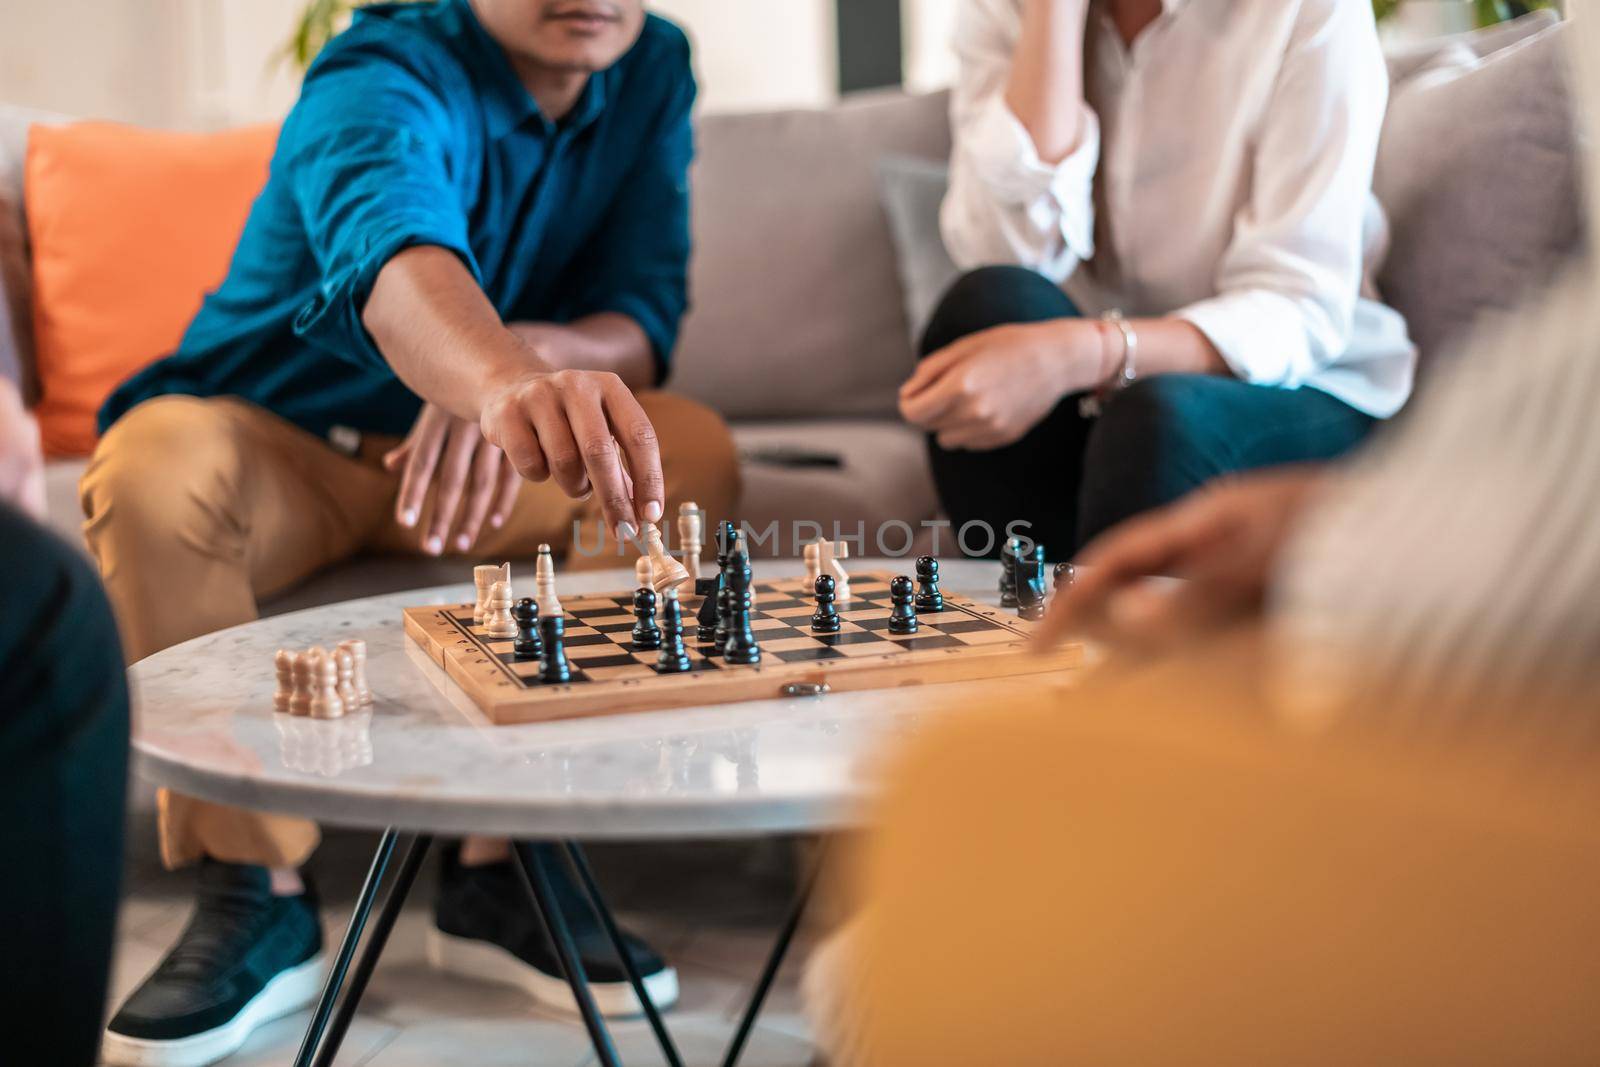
left=130, top=557, right=1087, bottom=840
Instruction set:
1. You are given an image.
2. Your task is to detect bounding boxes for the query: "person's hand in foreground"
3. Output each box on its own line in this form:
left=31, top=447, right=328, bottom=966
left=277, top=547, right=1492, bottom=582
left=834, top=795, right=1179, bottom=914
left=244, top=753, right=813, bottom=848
left=0, top=378, right=46, bottom=521
left=1036, top=466, right=1330, bottom=651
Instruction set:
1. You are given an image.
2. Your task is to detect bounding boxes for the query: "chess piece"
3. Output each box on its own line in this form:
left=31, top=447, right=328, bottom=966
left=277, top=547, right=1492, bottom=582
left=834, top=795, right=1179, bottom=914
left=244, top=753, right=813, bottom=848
left=632, top=586, right=662, bottom=651
left=334, top=646, right=358, bottom=709
left=722, top=544, right=761, bottom=665
left=646, top=524, right=690, bottom=593
left=656, top=589, right=692, bottom=673
left=635, top=554, right=654, bottom=590
left=307, top=647, right=346, bottom=719
left=888, top=575, right=918, bottom=634
left=810, top=574, right=841, bottom=633
left=535, top=544, right=562, bottom=617
left=678, top=502, right=703, bottom=583
left=714, top=524, right=740, bottom=652
left=1054, top=561, right=1076, bottom=591
left=274, top=649, right=294, bottom=713
left=484, top=579, right=516, bottom=638
left=289, top=651, right=313, bottom=717
left=337, top=639, right=372, bottom=706
left=474, top=563, right=509, bottom=624
left=803, top=542, right=822, bottom=587
left=914, top=555, right=943, bottom=613
left=698, top=520, right=735, bottom=647
left=1016, top=559, right=1048, bottom=621
left=999, top=537, right=1022, bottom=608
left=816, top=539, right=851, bottom=602
left=539, top=615, right=571, bottom=684
left=512, top=597, right=542, bottom=660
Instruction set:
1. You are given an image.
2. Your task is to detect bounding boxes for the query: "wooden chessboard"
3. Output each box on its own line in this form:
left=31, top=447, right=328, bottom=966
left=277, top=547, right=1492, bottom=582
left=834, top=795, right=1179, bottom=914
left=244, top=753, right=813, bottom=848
left=403, top=571, right=1082, bottom=724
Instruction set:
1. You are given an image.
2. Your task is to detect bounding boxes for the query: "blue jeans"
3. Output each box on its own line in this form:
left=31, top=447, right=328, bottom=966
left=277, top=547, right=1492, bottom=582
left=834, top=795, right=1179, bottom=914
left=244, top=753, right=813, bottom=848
left=918, top=266, right=1377, bottom=556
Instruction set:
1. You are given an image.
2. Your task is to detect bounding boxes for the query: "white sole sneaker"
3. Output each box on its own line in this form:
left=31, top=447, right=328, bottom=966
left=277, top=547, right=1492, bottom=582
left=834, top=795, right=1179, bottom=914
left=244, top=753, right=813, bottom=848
left=100, top=952, right=327, bottom=1067
left=426, top=927, right=679, bottom=1018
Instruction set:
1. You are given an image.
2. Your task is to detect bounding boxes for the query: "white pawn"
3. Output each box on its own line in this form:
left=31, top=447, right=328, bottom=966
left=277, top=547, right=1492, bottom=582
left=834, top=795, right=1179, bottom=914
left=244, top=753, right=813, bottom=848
left=339, top=638, right=372, bottom=706
left=335, top=646, right=358, bottom=709
left=274, top=649, right=294, bottom=714
left=307, top=647, right=345, bottom=720
left=484, top=580, right=516, bottom=638
left=636, top=554, right=654, bottom=589
left=289, top=651, right=313, bottom=717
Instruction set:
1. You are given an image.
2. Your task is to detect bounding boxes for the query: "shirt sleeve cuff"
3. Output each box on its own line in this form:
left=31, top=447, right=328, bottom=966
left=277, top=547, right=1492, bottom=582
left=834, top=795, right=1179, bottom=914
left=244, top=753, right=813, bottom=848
left=965, top=93, right=1099, bottom=256
left=293, top=226, right=480, bottom=368
left=1174, top=292, right=1317, bottom=389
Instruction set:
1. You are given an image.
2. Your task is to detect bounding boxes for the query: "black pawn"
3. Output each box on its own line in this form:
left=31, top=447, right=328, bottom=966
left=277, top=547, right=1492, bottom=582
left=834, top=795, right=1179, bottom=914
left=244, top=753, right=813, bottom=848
left=512, top=597, right=542, bottom=661
left=539, top=615, right=571, bottom=684
left=1054, top=561, right=1076, bottom=591
left=722, top=546, right=761, bottom=665
left=632, top=586, right=661, bottom=651
left=999, top=537, right=1022, bottom=608
left=811, top=574, right=841, bottom=633
left=693, top=576, right=719, bottom=644
left=1016, top=560, right=1048, bottom=621
left=656, top=592, right=692, bottom=673
left=888, top=575, right=918, bottom=634
left=914, top=555, right=943, bottom=613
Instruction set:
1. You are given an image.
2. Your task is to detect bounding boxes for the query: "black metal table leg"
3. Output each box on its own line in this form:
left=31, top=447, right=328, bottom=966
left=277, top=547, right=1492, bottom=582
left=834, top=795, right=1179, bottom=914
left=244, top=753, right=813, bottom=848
left=311, top=834, right=434, bottom=1067
left=565, top=842, right=684, bottom=1067
left=513, top=842, right=623, bottom=1067
left=721, top=858, right=822, bottom=1067
left=293, top=827, right=399, bottom=1067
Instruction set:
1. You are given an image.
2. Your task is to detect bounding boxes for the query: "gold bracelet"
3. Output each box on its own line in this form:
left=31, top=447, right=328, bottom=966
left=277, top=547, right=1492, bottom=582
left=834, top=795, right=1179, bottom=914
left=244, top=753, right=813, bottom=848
left=1078, top=309, right=1137, bottom=418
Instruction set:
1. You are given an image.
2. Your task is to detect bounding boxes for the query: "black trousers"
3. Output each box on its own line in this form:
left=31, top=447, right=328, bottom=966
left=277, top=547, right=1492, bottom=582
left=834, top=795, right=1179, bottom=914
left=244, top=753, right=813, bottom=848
left=0, top=503, right=129, bottom=1067
left=919, top=266, right=1378, bottom=556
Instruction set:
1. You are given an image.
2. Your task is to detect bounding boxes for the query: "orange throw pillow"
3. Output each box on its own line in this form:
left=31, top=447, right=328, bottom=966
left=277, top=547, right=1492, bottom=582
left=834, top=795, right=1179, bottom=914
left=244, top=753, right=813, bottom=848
left=26, top=122, right=277, bottom=457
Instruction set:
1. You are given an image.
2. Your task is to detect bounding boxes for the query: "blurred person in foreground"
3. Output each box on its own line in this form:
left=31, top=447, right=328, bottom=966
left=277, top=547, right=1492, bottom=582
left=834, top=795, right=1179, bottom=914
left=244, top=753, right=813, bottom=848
left=0, top=376, right=130, bottom=1067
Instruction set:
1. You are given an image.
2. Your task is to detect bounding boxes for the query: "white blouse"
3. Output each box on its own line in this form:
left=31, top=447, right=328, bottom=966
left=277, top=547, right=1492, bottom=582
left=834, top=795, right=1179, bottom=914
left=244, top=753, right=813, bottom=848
left=942, top=0, right=1417, bottom=418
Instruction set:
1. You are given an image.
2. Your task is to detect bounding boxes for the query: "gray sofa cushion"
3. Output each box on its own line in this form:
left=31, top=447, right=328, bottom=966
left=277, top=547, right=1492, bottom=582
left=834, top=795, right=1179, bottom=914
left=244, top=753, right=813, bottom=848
left=879, top=154, right=961, bottom=349
left=1374, top=21, right=1583, bottom=366
left=669, top=90, right=951, bottom=421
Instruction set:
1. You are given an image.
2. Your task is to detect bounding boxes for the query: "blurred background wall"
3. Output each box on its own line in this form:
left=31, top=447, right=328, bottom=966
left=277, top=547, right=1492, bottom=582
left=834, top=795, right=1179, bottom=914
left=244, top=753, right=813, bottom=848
left=0, top=0, right=961, bottom=126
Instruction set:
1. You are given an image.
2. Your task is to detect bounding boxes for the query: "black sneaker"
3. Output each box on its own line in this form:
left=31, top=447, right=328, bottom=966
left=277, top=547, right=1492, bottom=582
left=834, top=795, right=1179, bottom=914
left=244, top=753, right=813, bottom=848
left=102, top=861, right=325, bottom=1067
left=427, top=845, right=678, bottom=1017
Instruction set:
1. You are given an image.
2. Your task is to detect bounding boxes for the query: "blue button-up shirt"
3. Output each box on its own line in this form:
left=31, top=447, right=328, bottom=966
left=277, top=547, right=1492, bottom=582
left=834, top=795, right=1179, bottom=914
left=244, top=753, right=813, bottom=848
left=101, top=0, right=695, bottom=439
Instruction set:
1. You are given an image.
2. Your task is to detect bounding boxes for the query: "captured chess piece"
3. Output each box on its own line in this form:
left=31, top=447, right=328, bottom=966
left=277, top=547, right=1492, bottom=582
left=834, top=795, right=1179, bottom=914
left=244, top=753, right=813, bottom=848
left=722, top=543, right=761, bottom=665
left=289, top=651, right=313, bottom=717
left=512, top=597, right=542, bottom=661
left=999, top=537, right=1022, bottom=607
left=1016, top=559, right=1048, bottom=621
left=307, top=647, right=346, bottom=719
left=811, top=574, right=841, bottom=633
left=274, top=649, right=295, bottom=713
left=632, top=586, right=662, bottom=651
left=888, top=575, right=919, bottom=634
left=334, top=646, right=359, bottom=710
left=914, top=555, right=943, bottom=613
left=539, top=614, right=571, bottom=684
left=656, top=588, right=692, bottom=674
left=337, top=639, right=372, bottom=706
left=484, top=579, right=516, bottom=638
left=1053, top=561, right=1076, bottom=592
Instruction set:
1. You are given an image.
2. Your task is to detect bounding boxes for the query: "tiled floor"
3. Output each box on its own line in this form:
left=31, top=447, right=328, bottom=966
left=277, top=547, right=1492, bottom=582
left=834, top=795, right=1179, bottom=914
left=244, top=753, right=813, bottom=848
left=104, top=827, right=821, bottom=1066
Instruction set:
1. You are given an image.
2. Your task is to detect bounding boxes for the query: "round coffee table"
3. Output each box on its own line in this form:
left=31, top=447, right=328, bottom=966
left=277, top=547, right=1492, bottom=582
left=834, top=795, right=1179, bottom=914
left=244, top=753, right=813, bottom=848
left=130, top=557, right=1083, bottom=1067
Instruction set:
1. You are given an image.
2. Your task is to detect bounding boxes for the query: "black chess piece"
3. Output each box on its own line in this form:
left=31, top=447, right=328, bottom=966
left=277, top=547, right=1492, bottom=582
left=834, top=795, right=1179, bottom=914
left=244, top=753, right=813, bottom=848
left=914, top=555, right=943, bottom=612
left=1016, top=559, right=1048, bottom=621
left=632, top=586, right=661, bottom=651
left=1054, top=561, right=1076, bottom=591
left=714, top=526, right=742, bottom=652
left=999, top=536, right=1023, bottom=608
left=538, top=615, right=571, bottom=684
left=888, top=575, right=919, bottom=634
left=656, top=591, right=692, bottom=673
left=810, top=574, right=841, bottom=633
left=698, top=519, right=736, bottom=645
left=692, top=576, right=719, bottom=644
left=512, top=597, right=542, bottom=661
left=722, top=545, right=761, bottom=665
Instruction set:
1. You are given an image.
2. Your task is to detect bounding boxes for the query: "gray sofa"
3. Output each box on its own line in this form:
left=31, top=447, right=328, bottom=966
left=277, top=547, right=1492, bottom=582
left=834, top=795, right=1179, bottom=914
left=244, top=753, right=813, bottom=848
left=0, top=12, right=1585, bottom=619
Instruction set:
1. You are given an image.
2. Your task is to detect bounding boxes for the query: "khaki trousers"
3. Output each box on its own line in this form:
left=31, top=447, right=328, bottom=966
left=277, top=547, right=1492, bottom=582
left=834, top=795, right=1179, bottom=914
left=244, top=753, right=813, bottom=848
left=81, top=393, right=740, bottom=869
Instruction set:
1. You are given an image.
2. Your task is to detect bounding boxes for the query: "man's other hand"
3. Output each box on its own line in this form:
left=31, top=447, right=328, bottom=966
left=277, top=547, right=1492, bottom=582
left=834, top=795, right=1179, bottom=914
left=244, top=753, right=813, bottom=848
left=478, top=368, right=662, bottom=542
left=0, top=379, right=46, bottom=521
left=1036, top=466, right=1330, bottom=651
left=385, top=403, right=523, bottom=556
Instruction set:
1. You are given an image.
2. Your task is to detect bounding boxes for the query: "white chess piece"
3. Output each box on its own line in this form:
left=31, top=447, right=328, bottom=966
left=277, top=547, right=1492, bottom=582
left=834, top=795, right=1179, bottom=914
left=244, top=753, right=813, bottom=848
left=646, top=525, right=690, bottom=594
left=338, top=639, right=372, bottom=706
left=817, top=539, right=851, bottom=601
left=307, top=647, right=346, bottom=720
left=678, top=502, right=703, bottom=583
left=636, top=554, right=654, bottom=589
left=804, top=543, right=821, bottom=587
left=274, top=650, right=294, bottom=714
left=484, top=579, right=516, bottom=638
left=289, top=651, right=313, bottom=717
left=536, top=544, right=562, bottom=617
left=334, top=646, right=359, bottom=709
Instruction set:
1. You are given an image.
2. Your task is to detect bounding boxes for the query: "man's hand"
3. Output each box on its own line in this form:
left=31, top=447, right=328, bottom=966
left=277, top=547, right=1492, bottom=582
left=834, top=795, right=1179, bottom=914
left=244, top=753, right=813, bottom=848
left=384, top=403, right=524, bottom=555
left=0, top=379, right=46, bottom=521
left=1036, top=466, right=1330, bottom=651
left=479, top=368, right=662, bottom=540
left=899, top=319, right=1108, bottom=450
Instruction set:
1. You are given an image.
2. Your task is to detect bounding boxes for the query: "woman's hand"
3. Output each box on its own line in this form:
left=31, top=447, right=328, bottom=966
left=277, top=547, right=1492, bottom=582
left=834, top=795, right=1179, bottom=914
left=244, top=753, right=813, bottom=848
left=898, top=319, right=1109, bottom=450
left=0, top=379, right=46, bottom=521
left=1036, top=466, right=1330, bottom=651
left=385, top=402, right=525, bottom=556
